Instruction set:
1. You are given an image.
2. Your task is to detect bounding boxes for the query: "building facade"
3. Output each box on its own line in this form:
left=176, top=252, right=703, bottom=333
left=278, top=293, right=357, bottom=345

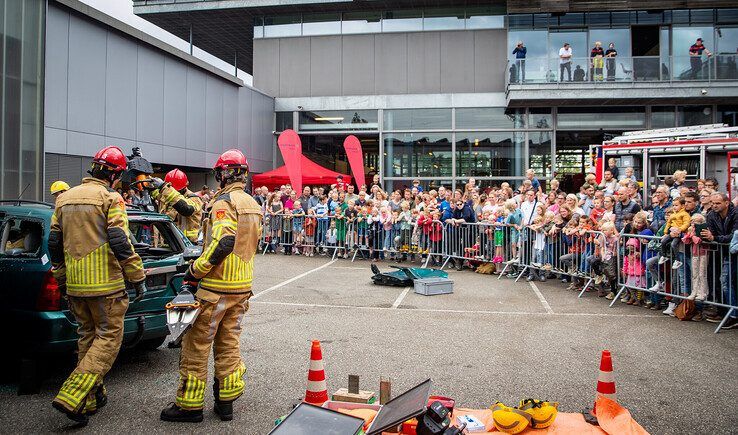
left=134, top=0, right=738, bottom=192
left=0, top=0, right=275, bottom=201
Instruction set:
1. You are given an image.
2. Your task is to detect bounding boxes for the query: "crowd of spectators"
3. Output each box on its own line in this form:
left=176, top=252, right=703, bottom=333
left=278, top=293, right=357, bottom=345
left=252, top=164, right=737, bottom=330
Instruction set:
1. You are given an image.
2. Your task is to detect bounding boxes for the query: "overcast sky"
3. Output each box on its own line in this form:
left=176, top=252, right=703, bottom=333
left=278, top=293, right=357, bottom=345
left=79, top=0, right=252, bottom=84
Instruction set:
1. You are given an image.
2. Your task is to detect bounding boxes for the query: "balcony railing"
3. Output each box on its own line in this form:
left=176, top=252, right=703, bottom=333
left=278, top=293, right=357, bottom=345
left=506, top=54, right=738, bottom=86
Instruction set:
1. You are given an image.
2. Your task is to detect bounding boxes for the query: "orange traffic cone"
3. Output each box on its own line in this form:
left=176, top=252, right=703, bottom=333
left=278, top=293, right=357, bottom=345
left=584, top=350, right=617, bottom=424
left=304, top=340, right=329, bottom=405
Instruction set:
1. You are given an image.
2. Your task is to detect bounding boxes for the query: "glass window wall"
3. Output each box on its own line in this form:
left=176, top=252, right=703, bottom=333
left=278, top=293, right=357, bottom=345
left=456, top=108, right=525, bottom=129
left=718, top=105, right=738, bottom=126
left=678, top=105, right=713, bottom=126
left=276, top=112, right=293, bottom=132
left=548, top=31, right=588, bottom=82
left=302, top=13, right=341, bottom=36
left=557, top=107, right=646, bottom=130
left=342, top=11, right=381, bottom=34
left=264, top=15, right=302, bottom=38
left=651, top=106, right=676, bottom=128
left=528, top=131, right=553, bottom=182
left=465, top=7, right=505, bottom=29
left=507, top=30, right=548, bottom=82
left=384, top=109, right=452, bottom=131
left=382, top=10, right=422, bottom=33
left=422, top=8, right=465, bottom=31
left=384, top=133, right=453, bottom=178
left=529, top=108, right=553, bottom=129
left=456, top=132, right=525, bottom=178
left=672, top=26, right=714, bottom=80
left=589, top=28, right=632, bottom=81
left=299, top=110, right=378, bottom=131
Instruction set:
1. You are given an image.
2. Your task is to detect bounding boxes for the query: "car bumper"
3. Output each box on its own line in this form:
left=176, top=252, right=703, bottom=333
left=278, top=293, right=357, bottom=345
left=5, top=310, right=170, bottom=354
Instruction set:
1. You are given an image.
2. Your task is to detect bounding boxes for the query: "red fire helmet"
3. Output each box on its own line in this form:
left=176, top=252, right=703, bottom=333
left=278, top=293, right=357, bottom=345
left=214, top=149, right=249, bottom=172
left=92, top=146, right=127, bottom=172
left=164, top=168, right=189, bottom=191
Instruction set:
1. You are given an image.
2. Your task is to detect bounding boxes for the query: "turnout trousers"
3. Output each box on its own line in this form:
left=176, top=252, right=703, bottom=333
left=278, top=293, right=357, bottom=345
left=176, top=288, right=250, bottom=410
left=53, top=292, right=128, bottom=414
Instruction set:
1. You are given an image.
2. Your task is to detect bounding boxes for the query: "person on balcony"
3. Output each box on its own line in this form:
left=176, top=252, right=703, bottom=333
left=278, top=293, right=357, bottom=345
left=605, top=42, right=618, bottom=81
left=689, top=38, right=712, bottom=79
left=559, top=42, right=572, bottom=81
left=512, top=41, right=527, bottom=83
left=590, top=41, right=605, bottom=81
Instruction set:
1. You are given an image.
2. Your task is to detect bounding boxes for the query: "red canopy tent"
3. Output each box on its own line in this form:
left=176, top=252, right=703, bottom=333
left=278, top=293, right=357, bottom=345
left=252, top=155, right=352, bottom=190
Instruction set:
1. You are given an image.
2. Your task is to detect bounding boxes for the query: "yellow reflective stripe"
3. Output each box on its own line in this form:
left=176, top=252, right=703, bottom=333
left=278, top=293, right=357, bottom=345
left=201, top=278, right=253, bottom=289
left=176, top=374, right=205, bottom=409
left=67, top=279, right=125, bottom=293
left=56, top=373, right=98, bottom=410
left=219, top=363, right=246, bottom=400
left=212, top=220, right=237, bottom=230
left=163, top=189, right=179, bottom=204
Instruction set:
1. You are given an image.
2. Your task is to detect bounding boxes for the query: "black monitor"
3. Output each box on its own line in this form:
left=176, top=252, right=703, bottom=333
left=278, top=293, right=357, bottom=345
left=268, top=403, right=364, bottom=435
left=367, top=378, right=433, bottom=435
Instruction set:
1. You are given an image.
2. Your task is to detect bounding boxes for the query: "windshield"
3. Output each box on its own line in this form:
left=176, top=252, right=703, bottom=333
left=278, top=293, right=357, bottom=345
left=0, top=218, right=43, bottom=258
left=128, top=219, right=185, bottom=261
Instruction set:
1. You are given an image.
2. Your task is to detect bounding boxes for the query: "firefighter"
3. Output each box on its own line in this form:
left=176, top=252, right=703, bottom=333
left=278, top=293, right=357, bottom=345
left=160, top=149, right=261, bottom=423
left=49, top=146, right=147, bottom=426
left=49, top=180, right=70, bottom=201
left=150, top=169, right=203, bottom=243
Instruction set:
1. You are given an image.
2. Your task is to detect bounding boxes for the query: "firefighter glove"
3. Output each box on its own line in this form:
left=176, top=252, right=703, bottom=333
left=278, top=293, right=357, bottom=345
left=148, top=177, right=165, bottom=191
left=132, top=280, right=147, bottom=302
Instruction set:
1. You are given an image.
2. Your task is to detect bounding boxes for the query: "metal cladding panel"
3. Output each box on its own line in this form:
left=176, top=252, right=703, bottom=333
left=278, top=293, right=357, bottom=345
left=253, top=38, right=280, bottom=97
left=407, top=32, right=441, bottom=94
left=105, top=32, right=138, bottom=141
left=45, top=4, right=69, bottom=130
left=136, top=46, right=165, bottom=144
left=44, top=127, right=67, bottom=155
left=342, top=34, right=375, bottom=96
left=67, top=13, right=106, bottom=136
left=223, top=87, right=239, bottom=152
left=309, top=36, right=342, bottom=97
left=66, top=131, right=104, bottom=158
left=374, top=33, right=408, bottom=95
left=250, top=92, right=275, bottom=172
left=279, top=37, right=311, bottom=97
left=186, top=68, right=207, bottom=150
left=163, top=145, right=188, bottom=166
left=474, top=30, right=506, bottom=93
left=440, top=31, right=475, bottom=93
left=163, top=57, right=188, bottom=148
left=205, top=76, right=224, bottom=154
left=237, top=86, right=254, bottom=153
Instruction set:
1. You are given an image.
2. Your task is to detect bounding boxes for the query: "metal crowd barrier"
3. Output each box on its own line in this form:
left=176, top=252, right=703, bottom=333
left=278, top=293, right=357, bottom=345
left=614, top=232, right=737, bottom=333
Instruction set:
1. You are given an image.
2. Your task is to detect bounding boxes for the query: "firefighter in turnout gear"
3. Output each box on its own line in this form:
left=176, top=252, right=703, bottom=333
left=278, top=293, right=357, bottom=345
left=160, top=149, right=261, bottom=423
left=49, top=146, right=147, bottom=426
left=150, top=169, right=203, bottom=243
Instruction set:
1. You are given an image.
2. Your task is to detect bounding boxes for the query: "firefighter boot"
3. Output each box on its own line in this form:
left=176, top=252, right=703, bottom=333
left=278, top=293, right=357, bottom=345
left=52, top=402, right=89, bottom=426
left=85, top=385, right=108, bottom=415
left=213, top=382, right=234, bottom=421
left=160, top=403, right=204, bottom=423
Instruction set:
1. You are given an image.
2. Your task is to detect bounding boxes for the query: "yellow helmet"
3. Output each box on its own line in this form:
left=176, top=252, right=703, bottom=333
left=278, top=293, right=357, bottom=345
left=50, top=181, right=70, bottom=195
left=518, top=399, right=559, bottom=429
left=490, top=402, right=531, bottom=434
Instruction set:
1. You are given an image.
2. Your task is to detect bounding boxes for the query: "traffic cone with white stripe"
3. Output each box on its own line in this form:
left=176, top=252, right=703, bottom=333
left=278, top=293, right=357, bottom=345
left=584, top=350, right=617, bottom=424
left=304, top=340, right=329, bottom=406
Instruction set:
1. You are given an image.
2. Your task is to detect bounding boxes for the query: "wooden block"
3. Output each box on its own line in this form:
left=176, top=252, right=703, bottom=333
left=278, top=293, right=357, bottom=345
left=348, top=374, right=360, bottom=394
left=380, top=378, right=391, bottom=405
left=332, top=388, right=376, bottom=404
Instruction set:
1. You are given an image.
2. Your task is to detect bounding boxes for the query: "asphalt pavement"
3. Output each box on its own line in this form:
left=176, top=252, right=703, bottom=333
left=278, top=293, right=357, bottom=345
left=2, top=254, right=737, bottom=434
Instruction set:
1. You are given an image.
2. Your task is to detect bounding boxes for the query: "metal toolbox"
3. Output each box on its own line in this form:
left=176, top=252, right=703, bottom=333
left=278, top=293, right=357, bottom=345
left=413, top=278, right=453, bottom=296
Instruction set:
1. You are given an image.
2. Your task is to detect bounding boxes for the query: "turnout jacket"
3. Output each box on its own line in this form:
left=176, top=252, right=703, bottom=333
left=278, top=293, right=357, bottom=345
left=189, top=182, right=261, bottom=293
left=154, top=184, right=203, bottom=243
left=49, top=177, right=145, bottom=297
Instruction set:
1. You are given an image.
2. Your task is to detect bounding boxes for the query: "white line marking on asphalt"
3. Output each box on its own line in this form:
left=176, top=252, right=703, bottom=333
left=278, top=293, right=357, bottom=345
left=252, top=300, right=665, bottom=319
left=529, top=281, right=554, bottom=314
left=251, top=260, right=338, bottom=301
left=330, top=266, right=367, bottom=270
left=392, top=287, right=411, bottom=309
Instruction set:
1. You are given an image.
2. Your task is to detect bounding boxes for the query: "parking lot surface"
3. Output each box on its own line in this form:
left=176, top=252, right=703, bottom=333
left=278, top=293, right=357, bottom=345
left=2, top=254, right=737, bottom=434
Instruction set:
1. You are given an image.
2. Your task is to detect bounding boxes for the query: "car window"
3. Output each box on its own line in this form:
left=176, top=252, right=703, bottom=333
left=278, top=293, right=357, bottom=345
left=127, top=220, right=184, bottom=260
left=0, top=218, right=43, bottom=258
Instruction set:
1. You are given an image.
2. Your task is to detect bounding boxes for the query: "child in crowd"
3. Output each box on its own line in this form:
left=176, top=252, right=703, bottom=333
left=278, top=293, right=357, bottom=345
left=492, top=210, right=507, bottom=264
left=281, top=203, right=293, bottom=255
left=593, top=221, right=619, bottom=299
left=315, top=195, right=329, bottom=250
left=291, top=201, right=305, bottom=255
left=325, top=220, right=337, bottom=247
left=380, top=207, right=395, bottom=260
left=303, top=209, right=316, bottom=257
left=334, top=206, right=348, bottom=258
left=504, top=200, right=522, bottom=277
left=527, top=215, right=547, bottom=282
left=356, top=206, right=369, bottom=247
left=397, top=202, right=413, bottom=262
left=658, top=197, right=690, bottom=269
left=622, top=237, right=646, bottom=304
left=682, top=213, right=709, bottom=301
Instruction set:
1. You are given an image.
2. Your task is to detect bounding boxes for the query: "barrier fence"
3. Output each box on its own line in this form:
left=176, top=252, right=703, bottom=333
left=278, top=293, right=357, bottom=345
left=256, top=213, right=737, bottom=332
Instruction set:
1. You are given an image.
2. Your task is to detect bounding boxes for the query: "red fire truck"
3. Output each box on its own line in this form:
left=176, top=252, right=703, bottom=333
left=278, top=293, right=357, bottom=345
left=590, top=124, right=738, bottom=198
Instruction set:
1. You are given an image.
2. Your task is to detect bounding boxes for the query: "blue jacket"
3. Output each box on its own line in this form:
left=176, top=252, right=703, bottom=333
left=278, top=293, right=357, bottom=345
left=512, top=46, right=527, bottom=59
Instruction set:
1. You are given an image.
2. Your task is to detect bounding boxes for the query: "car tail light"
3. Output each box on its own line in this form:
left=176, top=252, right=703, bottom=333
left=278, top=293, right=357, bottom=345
left=36, top=271, right=61, bottom=311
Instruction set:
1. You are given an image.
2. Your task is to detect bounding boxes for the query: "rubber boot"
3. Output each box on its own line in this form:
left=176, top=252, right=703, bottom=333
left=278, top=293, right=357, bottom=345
left=160, top=403, right=204, bottom=423
left=213, top=382, right=234, bottom=421
left=52, top=402, right=89, bottom=426
left=86, top=385, right=108, bottom=415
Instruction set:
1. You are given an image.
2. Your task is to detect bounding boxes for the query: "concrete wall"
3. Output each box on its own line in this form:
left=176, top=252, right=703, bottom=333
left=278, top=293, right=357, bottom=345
left=45, top=2, right=275, bottom=175
left=253, top=29, right=507, bottom=98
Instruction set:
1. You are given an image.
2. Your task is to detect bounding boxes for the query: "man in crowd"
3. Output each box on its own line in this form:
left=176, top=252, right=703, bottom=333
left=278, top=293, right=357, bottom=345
left=702, top=193, right=738, bottom=329
left=299, top=186, right=316, bottom=213
left=345, top=184, right=359, bottom=204
left=614, top=187, right=641, bottom=231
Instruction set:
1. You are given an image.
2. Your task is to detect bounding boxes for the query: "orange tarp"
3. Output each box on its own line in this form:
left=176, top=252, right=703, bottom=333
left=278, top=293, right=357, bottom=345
left=444, top=398, right=649, bottom=435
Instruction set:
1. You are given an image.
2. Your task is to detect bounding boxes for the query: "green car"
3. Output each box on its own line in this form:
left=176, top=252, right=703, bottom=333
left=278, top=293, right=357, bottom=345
left=0, top=200, right=197, bottom=390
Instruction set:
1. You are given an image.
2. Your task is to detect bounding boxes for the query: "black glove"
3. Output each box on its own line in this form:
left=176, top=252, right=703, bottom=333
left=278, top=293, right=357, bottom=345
left=132, top=280, right=147, bottom=302
left=148, top=177, right=165, bottom=191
